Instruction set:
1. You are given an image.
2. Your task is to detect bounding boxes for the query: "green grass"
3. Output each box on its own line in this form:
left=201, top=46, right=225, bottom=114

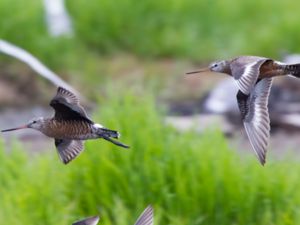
left=1, top=0, right=300, bottom=68
left=67, top=0, right=300, bottom=60
left=0, top=0, right=79, bottom=68
left=1, top=1, right=300, bottom=224
left=1, top=86, right=300, bottom=225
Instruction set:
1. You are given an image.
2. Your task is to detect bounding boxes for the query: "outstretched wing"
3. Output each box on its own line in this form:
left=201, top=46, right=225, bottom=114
left=50, top=87, right=92, bottom=123
left=72, top=216, right=100, bottom=225
left=231, top=57, right=271, bottom=95
left=55, top=139, right=84, bottom=164
left=134, top=206, right=153, bottom=225
left=236, top=78, right=272, bottom=165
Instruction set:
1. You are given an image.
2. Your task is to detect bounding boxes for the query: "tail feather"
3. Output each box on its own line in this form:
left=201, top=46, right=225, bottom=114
left=102, top=135, right=130, bottom=148
left=285, top=63, right=300, bottom=78
left=99, top=128, right=120, bottom=139
left=97, top=127, right=129, bottom=148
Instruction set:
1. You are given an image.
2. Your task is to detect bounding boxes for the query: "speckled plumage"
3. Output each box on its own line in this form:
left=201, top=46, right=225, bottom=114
left=41, top=118, right=94, bottom=140
left=1, top=86, right=129, bottom=164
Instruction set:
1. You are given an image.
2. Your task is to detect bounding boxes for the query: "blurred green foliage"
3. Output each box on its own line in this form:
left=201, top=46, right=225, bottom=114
left=1, top=1, right=300, bottom=224
left=0, top=0, right=77, bottom=67
left=0, top=0, right=300, bottom=68
left=66, top=0, right=300, bottom=59
left=65, top=0, right=300, bottom=59
left=1, top=88, right=300, bottom=225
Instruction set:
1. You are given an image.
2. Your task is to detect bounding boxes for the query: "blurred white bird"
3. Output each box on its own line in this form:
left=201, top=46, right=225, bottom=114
left=44, top=0, right=73, bottom=37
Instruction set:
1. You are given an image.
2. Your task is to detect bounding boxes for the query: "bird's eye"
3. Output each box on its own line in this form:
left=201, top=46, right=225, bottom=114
left=213, top=64, right=218, bottom=67
left=32, top=121, right=36, bottom=124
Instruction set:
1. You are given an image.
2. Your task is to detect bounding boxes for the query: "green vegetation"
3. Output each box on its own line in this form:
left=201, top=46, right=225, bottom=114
left=65, top=0, right=300, bottom=59
left=0, top=0, right=77, bottom=68
left=1, top=88, right=300, bottom=225
left=1, top=1, right=300, bottom=224
left=1, top=0, right=300, bottom=68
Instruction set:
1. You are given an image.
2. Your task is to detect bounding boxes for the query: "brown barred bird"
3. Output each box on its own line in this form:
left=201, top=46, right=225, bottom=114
left=187, top=56, right=300, bottom=165
left=1, top=86, right=129, bottom=164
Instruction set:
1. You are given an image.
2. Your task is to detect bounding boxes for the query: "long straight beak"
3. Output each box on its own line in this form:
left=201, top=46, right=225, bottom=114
left=186, top=68, right=210, bottom=75
left=1, top=124, right=28, bottom=132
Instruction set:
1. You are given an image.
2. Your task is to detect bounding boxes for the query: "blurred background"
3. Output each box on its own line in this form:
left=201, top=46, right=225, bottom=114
left=1, top=0, right=300, bottom=224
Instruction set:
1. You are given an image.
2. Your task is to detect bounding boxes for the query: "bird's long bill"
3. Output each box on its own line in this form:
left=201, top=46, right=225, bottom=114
left=1, top=124, right=28, bottom=132
left=186, top=67, right=209, bottom=75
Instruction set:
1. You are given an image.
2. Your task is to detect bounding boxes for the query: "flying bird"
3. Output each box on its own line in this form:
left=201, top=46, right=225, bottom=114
left=1, top=86, right=129, bottom=164
left=187, top=55, right=300, bottom=165
left=72, top=205, right=153, bottom=225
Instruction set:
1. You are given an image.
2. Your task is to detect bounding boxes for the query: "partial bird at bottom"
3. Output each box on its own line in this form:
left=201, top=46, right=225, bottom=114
left=72, top=205, right=153, bottom=225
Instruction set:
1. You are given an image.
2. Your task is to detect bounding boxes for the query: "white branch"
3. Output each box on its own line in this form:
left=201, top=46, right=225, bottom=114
left=0, top=39, right=79, bottom=96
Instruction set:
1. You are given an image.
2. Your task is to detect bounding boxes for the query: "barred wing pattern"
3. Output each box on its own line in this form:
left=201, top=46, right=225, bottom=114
left=134, top=206, right=153, bottom=225
left=55, top=139, right=84, bottom=164
left=238, top=78, right=273, bottom=165
left=72, top=216, right=100, bottom=225
left=50, top=87, right=92, bottom=123
left=231, top=57, right=270, bottom=95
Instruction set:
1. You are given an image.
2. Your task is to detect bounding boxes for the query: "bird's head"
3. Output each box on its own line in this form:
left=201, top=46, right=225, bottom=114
left=186, top=60, right=230, bottom=75
left=27, top=117, right=45, bottom=130
left=1, top=117, right=45, bottom=133
left=208, top=60, right=229, bottom=73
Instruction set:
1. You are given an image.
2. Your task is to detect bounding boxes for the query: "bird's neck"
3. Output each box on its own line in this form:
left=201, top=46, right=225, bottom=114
left=38, top=118, right=52, bottom=131
left=222, top=61, right=232, bottom=75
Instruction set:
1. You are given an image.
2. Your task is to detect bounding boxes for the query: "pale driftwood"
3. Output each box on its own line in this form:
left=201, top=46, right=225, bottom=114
left=0, top=39, right=80, bottom=97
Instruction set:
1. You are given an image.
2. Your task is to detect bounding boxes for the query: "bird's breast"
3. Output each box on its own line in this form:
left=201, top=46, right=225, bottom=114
left=42, top=119, right=94, bottom=140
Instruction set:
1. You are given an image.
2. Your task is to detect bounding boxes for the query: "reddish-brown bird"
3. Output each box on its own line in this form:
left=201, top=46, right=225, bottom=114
left=1, top=86, right=129, bottom=164
left=187, top=55, right=300, bottom=165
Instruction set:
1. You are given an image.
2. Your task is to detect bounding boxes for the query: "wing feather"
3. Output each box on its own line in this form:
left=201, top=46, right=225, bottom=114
left=237, top=78, right=272, bottom=165
left=55, top=139, right=84, bottom=164
left=50, top=87, right=92, bottom=123
left=72, top=216, right=100, bottom=225
left=134, top=206, right=153, bottom=225
left=231, top=57, right=270, bottom=95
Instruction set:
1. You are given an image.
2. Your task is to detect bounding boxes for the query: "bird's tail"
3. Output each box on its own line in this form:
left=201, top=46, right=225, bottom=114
left=99, top=128, right=120, bottom=139
left=97, top=128, right=129, bottom=148
left=285, top=63, right=300, bottom=78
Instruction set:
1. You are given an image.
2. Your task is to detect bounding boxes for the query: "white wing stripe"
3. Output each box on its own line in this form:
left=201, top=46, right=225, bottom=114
left=235, top=61, right=265, bottom=95
left=238, top=61, right=257, bottom=94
